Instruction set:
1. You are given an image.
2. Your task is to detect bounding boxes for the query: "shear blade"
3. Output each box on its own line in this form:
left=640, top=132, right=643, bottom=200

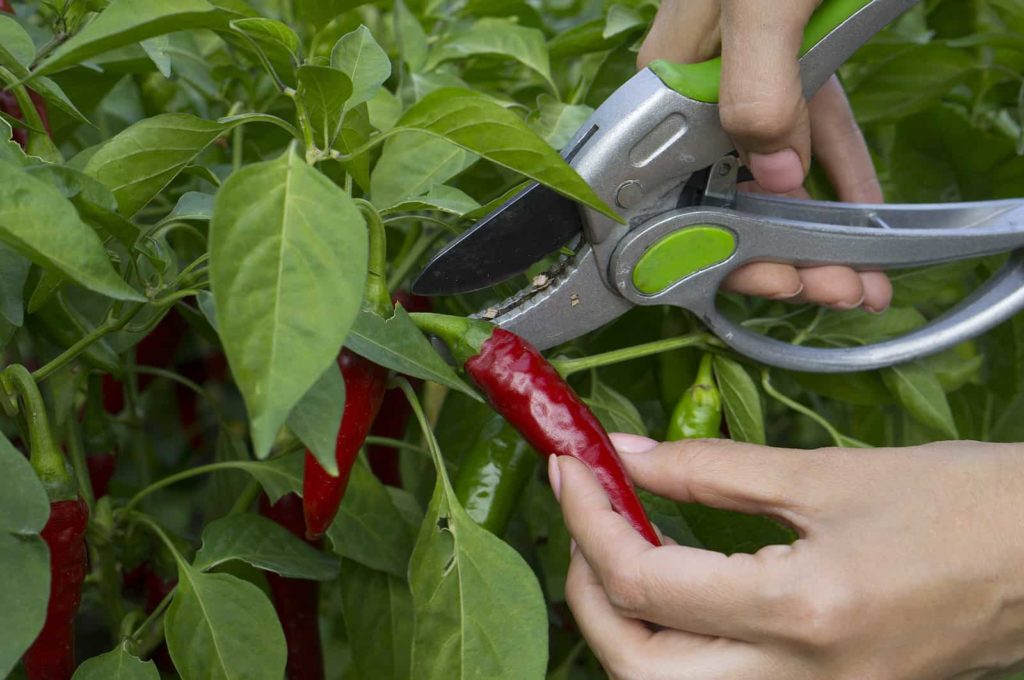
left=412, top=183, right=585, bottom=295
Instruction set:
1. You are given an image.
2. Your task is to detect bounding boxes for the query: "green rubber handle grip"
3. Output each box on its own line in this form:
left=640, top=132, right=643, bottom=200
left=648, top=0, right=880, bottom=103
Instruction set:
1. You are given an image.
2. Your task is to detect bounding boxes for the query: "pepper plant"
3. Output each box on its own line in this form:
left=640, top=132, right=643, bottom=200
left=1, top=1, right=1024, bottom=679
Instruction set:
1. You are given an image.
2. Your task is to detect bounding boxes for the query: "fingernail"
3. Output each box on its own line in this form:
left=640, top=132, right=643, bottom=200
left=748, top=149, right=804, bottom=194
left=862, top=302, right=889, bottom=315
left=769, top=283, right=804, bottom=301
left=610, top=433, right=658, bottom=455
left=831, top=295, right=866, bottom=312
left=548, top=455, right=562, bottom=502
left=570, top=539, right=579, bottom=557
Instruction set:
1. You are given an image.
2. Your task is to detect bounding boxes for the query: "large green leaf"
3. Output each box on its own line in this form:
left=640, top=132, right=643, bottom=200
left=0, top=435, right=48, bottom=535
left=410, top=469, right=548, bottom=679
left=371, top=132, right=476, bottom=208
left=165, top=564, right=286, bottom=680
left=882, top=362, right=959, bottom=439
left=71, top=642, right=159, bottom=680
left=527, top=95, right=593, bottom=150
left=193, top=513, right=340, bottom=580
left=428, top=18, right=556, bottom=93
left=713, top=356, right=765, bottom=445
left=332, top=25, right=392, bottom=112
left=394, top=89, right=618, bottom=220
left=394, top=0, right=428, bottom=71
left=209, top=150, right=367, bottom=457
left=84, top=113, right=226, bottom=217
left=0, top=160, right=142, bottom=301
left=0, top=243, right=28, bottom=327
left=345, top=306, right=478, bottom=399
left=340, top=560, right=414, bottom=680
left=296, top=65, right=353, bottom=150
left=34, top=0, right=233, bottom=77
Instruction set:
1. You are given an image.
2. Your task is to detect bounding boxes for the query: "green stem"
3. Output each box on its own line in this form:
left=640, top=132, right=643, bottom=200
left=552, top=333, right=715, bottom=377
left=694, top=352, right=714, bottom=386
left=409, top=312, right=493, bottom=366
left=354, top=199, right=393, bottom=317
left=32, top=302, right=145, bottom=383
left=124, top=511, right=188, bottom=566
left=228, top=479, right=262, bottom=515
left=0, top=364, right=74, bottom=498
left=64, top=416, right=94, bottom=511
left=760, top=369, right=870, bottom=448
left=386, top=227, right=441, bottom=292
left=126, top=366, right=227, bottom=424
left=397, top=378, right=454, bottom=494
left=364, top=435, right=428, bottom=455
left=130, top=589, right=174, bottom=656
left=122, top=461, right=261, bottom=513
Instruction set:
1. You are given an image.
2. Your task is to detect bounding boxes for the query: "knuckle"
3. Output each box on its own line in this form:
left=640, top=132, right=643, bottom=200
left=604, top=564, right=646, bottom=615
left=721, top=96, right=803, bottom=145
left=787, top=574, right=859, bottom=649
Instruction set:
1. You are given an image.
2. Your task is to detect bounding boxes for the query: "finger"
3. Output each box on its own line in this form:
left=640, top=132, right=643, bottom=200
left=614, top=438, right=820, bottom=522
left=720, top=0, right=820, bottom=193
left=793, top=265, right=865, bottom=310
left=859, top=270, right=893, bottom=313
left=637, top=0, right=721, bottom=69
left=567, top=556, right=777, bottom=680
left=722, top=262, right=804, bottom=300
left=559, top=455, right=801, bottom=640
left=808, top=76, right=883, bottom=204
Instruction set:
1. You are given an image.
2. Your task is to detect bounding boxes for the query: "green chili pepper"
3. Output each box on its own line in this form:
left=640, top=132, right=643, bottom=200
left=453, top=413, right=537, bottom=536
left=667, top=353, right=721, bottom=441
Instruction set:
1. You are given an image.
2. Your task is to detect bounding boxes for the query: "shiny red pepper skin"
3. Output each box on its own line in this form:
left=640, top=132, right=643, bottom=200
left=302, top=349, right=389, bottom=539
left=259, top=494, right=325, bottom=680
left=465, top=329, right=661, bottom=546
left=23, top=498, right=89, bottom=680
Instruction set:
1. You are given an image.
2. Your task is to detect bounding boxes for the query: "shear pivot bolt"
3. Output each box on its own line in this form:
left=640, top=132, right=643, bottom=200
left=616, top=180, right=643, bottom=209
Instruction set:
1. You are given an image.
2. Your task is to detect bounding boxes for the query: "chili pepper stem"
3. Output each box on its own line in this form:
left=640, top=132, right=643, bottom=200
left=410, top=313, right=493, bottom=366
left=695, top=352, right=714, bottom=386
left=1, top=364, right=76, bottom=500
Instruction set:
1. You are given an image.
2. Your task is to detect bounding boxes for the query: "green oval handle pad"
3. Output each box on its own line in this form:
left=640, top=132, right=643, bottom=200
left=632, top=226, right=737, bottom=295
left=648, top=0, right=874, bottom=103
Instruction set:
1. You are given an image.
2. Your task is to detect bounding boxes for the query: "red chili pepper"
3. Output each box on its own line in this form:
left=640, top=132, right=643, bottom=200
left=412, top=315, right=661, bottom=546
left=23, top=497, right=89, bottom=680
left=302, top=349, right=389, bottom=539
left=259, top=493, right=325, bottom=680
left=0, top=1, right=13, bottom=13
left=1, top=365, right=88, bottom=680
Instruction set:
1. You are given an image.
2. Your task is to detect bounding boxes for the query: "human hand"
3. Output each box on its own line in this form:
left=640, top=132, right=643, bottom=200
left=638, top=0, right=892, bottom=313
left=552, top=435, right=1024, bottom=679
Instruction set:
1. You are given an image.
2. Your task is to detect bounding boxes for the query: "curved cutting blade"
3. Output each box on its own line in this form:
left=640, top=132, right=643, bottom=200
left=411, top=183, right=584, bottom=295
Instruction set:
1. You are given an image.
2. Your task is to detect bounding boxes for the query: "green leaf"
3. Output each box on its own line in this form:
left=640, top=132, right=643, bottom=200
left=0, top=533, right=49, bottom=679
left=0, top=16, right=35, bottom=67
left=409, top=467, right=548, bottom=679
left=713, top=356, right=765, bottom=445
left=603, top=3, right=647, bottom=39
left=193, top=513, right=340, bottom=580
left=527, top=95, right=593, bottom=150
left=0, top=160, right=142, bottom=301
left=210, top=150, right=367, bottom=457
left=0, top=434, right=49, bottom=534
left=84, top=113, right=226, bottom=217
left=848, top=44, right=975, bottom=123
left=380, top=185, right=480, bottom=216
left=286, top=361, right=344, bottom=476
left=882, top=362, right=959, bottom=439
left=811, top=306, right=926, bottom=345
left=326, top=463, right=420, bottom=579
left=332, top=25, right=392, bottom=111
left=0, top=243, right=28, bottom=327
left=394, top=0, right=428, bottom=71
left=230, top=17, right=300, bottom=59
left=244, top=452, right=304, bottom=504
left=34, top=0, right=233, bottom=77
left=165, top=564, right=286, bottom=680
left=585, top=378, right=646, bottom=436
left=371, top=132, right=477, bottom=208
left=395, top=89, right=619, bottom=221
left=71, top=642, right=159, bottom=680
left=161, top=191, right=216, bottom=224
left=345, top=305, right=478, bottom=399
left=296, top=64, right=353, bottom=150
left=340, top=560, right=414, bottom=680
left=428, top=18, right=556, bottom=94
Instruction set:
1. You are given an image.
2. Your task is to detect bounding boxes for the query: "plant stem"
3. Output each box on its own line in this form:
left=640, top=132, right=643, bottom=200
left=551, top=333, right=715, bottom=377
left=228, top=479, right=262, bottom=515
left=760, top=369, right=870, bottom=448
left=364, top=435, right=428, bottom=455
left=32, top=302, right=145, bottom=382
left=354, top=199, right=393, bottom=317
left=387, top=227, right=440, bottom=292
left=122, top=461, right=262, bottom=513
left=64, top=416, right=94, bottom=511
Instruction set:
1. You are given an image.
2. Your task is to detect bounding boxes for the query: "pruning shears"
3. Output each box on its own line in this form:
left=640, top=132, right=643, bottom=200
left=413, top=0, right=1024, bottom=373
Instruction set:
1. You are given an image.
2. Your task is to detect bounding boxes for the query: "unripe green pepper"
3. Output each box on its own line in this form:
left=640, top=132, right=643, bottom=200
left=453, top=414, right=537, bottom=536
left=667, top=353, right=721, bottom=440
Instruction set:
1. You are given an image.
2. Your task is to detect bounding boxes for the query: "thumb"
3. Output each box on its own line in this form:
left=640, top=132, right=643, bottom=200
left=719, top=0, right=820, bottom=194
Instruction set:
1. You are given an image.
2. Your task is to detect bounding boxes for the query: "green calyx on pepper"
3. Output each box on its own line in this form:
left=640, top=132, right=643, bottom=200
left=667, top=353, right=722, bottom=441
left=0, top=364, right=77, bottom=501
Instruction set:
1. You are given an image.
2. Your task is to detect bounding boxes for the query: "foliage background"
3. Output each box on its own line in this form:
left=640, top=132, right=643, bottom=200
left=2, top=0, right=1024, bottom=678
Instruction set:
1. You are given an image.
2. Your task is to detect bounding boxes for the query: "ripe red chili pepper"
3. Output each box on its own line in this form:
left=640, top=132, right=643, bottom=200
left=0, top=1, right=13, bottom=13
left=1, top=365, right=88, bottom=680
left=259, top=493, right=325, bottom=680
left=302, top=349, right=389, bottom=539
left=412, top=315, right=660, bottom=546
left=23, top=497, right=89, bottom=680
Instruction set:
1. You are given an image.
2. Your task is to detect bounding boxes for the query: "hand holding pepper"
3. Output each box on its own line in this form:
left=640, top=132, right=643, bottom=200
left=553, top=435, right=1024, bottom=679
